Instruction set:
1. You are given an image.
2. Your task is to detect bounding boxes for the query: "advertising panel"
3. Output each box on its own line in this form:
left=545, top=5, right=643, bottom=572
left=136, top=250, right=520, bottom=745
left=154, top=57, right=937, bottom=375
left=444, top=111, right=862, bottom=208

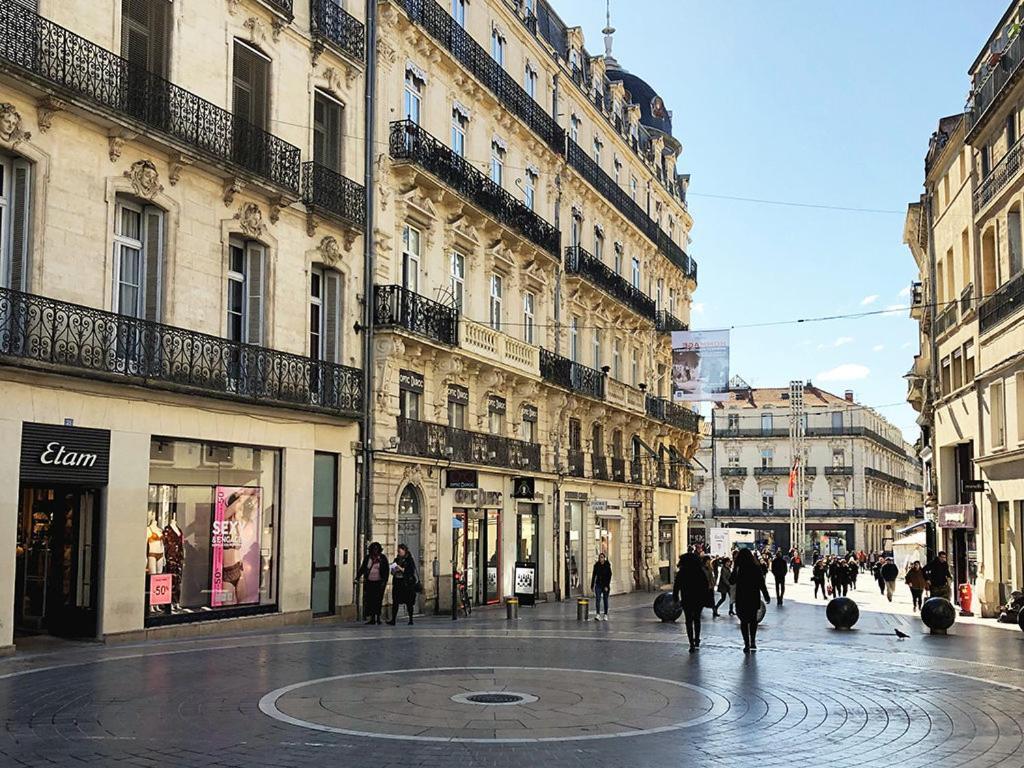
left=671, top=330, right=730, bottom=402
left=211, top=486, right=262, bottom=607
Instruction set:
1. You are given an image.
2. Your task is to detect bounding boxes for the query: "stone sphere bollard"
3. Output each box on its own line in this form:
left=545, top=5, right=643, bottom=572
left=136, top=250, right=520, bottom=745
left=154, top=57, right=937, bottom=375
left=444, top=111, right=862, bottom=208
left=653, top=593, right=683, bottom=622
left=921, top=597, right=956, bottom=634
left=825, top=596, right=860, bottom=629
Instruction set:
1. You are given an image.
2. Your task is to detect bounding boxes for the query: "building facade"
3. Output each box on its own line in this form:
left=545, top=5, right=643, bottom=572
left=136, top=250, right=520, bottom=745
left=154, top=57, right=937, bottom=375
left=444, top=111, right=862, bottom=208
left=693, top=382, right=922, bottom=555
left=0, top=0, right=701, bottom=652
left=905, top=0, right=1024, bottom=616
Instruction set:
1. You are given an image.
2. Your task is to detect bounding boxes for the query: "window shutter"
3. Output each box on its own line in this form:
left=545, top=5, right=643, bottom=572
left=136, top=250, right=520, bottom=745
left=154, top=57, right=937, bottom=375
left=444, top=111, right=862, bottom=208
left=245, top=243, right=264, bottom=345
left=11, top=0, right=39, bottom=11
left=143, top=207, right=163, bottom=322
left=9, top=161, right=31, bottom=292
left=324, top=270, right=341, bottom=363
left=121, top=0, right=169, bottom=77
left=233, top=41, right=269, bottom=128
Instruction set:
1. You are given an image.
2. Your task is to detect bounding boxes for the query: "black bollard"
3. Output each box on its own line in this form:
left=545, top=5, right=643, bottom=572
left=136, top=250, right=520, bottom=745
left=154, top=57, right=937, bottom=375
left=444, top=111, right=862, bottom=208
left=826, top=596, right=860, bottom=629
left=921, top=597, right=956, bottom=634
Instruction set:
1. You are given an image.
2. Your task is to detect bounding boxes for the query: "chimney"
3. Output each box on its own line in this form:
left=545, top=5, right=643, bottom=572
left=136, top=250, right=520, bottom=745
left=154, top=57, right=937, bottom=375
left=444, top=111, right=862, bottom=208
left=844, top=390, right=854, bottom=403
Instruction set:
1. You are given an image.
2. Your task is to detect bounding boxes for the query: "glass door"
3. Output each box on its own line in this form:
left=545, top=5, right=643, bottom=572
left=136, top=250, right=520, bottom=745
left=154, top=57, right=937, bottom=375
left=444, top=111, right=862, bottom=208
left=482, top=509, right=500, bottom=605
left=311, top=454, right=337, bottom=616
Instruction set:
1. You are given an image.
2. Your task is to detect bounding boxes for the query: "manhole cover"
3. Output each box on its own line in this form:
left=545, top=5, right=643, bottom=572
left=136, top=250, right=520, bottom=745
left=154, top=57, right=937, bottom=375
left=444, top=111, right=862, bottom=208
left=468, top=693, right=523, bottom=704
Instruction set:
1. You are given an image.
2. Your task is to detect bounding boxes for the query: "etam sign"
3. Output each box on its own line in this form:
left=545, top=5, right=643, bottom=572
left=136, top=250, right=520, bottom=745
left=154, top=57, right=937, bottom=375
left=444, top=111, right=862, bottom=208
left=20, top=422, right=110, bottom=485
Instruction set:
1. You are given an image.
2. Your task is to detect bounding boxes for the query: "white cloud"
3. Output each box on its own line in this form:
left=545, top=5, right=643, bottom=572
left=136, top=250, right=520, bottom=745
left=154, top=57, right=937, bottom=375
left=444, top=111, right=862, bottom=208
left=872, top=344, right=885, bottom=352
left=898, top=285, right=912, bottom=297
left=861, top=294, right=879, bottom=306
left=834, top=336, right=854, bottom=347
left=816, top=363, right=870, bottom=382
left=691, top=302, right=705, bottom=315
left=901, top=341, right=914, bottom=349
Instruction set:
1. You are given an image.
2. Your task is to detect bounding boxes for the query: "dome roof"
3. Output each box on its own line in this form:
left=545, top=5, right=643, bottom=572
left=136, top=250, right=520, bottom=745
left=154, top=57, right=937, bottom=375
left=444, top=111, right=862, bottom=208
left=606, top=67, right=675, bottom=144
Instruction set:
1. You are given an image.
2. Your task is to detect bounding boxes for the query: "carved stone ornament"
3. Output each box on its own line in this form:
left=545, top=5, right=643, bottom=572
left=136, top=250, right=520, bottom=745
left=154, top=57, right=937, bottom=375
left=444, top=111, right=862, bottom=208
left=234, top=202, right=265, bottom=238
left=107, top=131, right=133, bottom=162
left=0, top=103, right=31, bottom=148
left=243, top=16, right=269, bottom=45
left=226, top=0, right=242, bottom=14
left=319, top=235, right=342, bottom=266
left=36, top=96, right=65, bottom=133
left=377, top=38, right=398, bottom=67
left=223, top=178, right=246, bottom=206
left=124, top=159, right=164, bottom=199
left=168, top=154, right=194, bottom=186
left=405, top=59, right=427, bottom=84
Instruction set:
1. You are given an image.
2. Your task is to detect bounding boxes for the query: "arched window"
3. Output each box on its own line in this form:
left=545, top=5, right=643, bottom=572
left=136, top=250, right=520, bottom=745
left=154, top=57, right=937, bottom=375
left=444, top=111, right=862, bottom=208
left=398, top=485, right=422, bottom=568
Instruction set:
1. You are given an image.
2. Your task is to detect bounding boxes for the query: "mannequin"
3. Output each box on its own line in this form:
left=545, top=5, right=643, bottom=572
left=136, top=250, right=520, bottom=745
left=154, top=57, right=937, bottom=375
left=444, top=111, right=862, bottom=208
left=146, top=513, right=165, bottom=575
left=162, top=513, right=183, bottom=610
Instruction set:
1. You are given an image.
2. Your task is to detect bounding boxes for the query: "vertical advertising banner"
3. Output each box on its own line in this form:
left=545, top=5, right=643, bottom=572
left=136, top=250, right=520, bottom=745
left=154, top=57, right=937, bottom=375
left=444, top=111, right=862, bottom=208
left=211, top=486, right=262, bottom=608
left=671, top=330, right=730, bottom=402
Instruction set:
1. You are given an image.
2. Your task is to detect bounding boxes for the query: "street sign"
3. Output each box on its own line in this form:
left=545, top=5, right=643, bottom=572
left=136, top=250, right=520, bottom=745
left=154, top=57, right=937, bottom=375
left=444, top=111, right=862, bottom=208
left=961, top=479, right=986, bottom=494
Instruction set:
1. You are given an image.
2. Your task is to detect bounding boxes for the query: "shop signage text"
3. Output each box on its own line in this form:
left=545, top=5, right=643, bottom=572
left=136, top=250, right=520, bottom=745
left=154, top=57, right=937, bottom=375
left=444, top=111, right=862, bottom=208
left=454, top=488, right=503, bottom=507
left=938, top=503, right=976, bottom=529
left=20, top=422, right=111, bottom=486
left=447, top=469, right=478, bottom=489
left=512, top=477, right=535, bottom=499
left=398, top=369, right=424, bottom=393
left=40, top=441, right=98, bottom=467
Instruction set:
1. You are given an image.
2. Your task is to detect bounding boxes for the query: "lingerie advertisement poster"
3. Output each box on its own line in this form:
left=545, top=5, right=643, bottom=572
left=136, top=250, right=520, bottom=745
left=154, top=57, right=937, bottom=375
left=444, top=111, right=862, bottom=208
left=670, top=329, right=730, bottom=402
left=211, top=486, right=262, bottom=607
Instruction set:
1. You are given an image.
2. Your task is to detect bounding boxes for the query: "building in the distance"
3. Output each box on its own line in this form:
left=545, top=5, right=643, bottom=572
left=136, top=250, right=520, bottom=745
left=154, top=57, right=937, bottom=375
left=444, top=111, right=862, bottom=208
left=693, top=380, right=923, bottom=555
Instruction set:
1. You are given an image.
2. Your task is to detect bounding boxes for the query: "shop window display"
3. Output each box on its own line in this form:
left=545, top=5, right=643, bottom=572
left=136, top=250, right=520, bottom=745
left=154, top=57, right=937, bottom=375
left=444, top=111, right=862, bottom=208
left=146, top=439, right=280, bottom=624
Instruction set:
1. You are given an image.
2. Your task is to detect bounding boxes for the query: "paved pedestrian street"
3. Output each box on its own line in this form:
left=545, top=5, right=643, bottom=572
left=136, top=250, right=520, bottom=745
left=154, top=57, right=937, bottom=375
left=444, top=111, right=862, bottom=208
left=2, top=580, right=1023, bottom=768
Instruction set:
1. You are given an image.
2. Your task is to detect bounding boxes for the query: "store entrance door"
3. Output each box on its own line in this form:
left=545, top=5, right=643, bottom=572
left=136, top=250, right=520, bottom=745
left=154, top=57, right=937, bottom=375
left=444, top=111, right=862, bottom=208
left=454, top=508, right=501, bottom=607
left=14, top=487, right=100, bottom=639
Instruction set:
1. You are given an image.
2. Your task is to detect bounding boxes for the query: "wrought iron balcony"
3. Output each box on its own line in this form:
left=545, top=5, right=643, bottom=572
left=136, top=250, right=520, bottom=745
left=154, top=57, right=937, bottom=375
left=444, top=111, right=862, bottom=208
left=565, top=138, right=697, bottom=283
left=0, top=3, right=301, bottom=195
left=864, top=466, right=917, bottom=489
left=373, top=284, right=458, bottom=346
left=720, top=467, right=748, bottom=476
left=753, top=466, right=791, bottom=477
left=390, top=120, right=560, bottom=257
left=302, top=162, right=365, bottom=230
left=655, top=310, right=687, bottom=334
left=591, top=453, right=609, bottom=481
left=979, top=269, right=1024, bottom=334
left=396, top=417, right=541, bottom=471
left=539, top=348, right=605, bottom=399
left=960, top=283, right=975, bottom=316
left=395, top=0, right=564, bottom=152
left=610, top=456, right=626, bottom=482
left=564, top=246, right=656, bottom=320
left=261, top=0, right=294, bottom=19
left=973, top=135, right=1024, bottom=212
left=824, top=466, right=854, bottom=476
left=0, top=287, right=362, bottom=416
left=567, top=449, right=585, bottom=477
left=311, top=0, right=365, bottom=63
left=967, top=29, right=1024, bottom=138
left=933, top=300, right=959, bottom=337
left=645, top=395, right=702, bottom=433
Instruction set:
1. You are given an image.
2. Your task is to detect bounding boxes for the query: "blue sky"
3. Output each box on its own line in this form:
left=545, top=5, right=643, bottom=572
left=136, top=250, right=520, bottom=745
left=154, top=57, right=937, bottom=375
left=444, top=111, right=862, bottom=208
left=554, top=0, right=1006, bottom=440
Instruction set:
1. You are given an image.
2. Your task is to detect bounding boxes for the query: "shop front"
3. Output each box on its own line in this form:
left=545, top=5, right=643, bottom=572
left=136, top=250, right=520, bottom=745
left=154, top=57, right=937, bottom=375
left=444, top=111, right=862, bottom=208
left=512, top=476, right=540, bottom=601
left=564, top=491, right=587, bottom=597
left=451, top=482, right=503, bottom=607
left=938, top=503, right=976, bottom=593
left=14, top=422, right=110, bottom=639
left=658, top=517, right=677, bottom=585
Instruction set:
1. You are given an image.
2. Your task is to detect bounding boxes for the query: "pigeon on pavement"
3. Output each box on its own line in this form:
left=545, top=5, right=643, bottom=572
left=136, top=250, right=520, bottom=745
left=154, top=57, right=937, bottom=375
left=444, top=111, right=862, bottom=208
left=895, top=629, right=910, bottom=640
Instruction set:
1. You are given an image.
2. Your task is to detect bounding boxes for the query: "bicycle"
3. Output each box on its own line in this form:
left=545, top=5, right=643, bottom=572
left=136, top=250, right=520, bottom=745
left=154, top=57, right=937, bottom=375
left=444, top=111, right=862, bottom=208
left=455, top=571, right=472, bottom=616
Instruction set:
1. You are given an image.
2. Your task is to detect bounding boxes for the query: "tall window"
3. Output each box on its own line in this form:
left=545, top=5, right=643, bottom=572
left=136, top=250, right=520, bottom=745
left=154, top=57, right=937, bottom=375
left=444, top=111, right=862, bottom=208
left=524, top=169, right=537, bottom=210
left=401, top=224, right=420, bottom=292
left=121, top=0, right=170, bottom=77
left=113, top=198, right=163, bottom=321
left=313, top=90, right=343, bottom=171
left=1017, top=372, right=1024, bottom=444
left=594, top=229, right=604, bottom=261
left=612, top=337, right=621, bottom=379
left=309, top=266, right=342, bottom=363
left=525, top=64, right=538, bottom=99
left=522, top=292, right=535, bottom=344
left=655, top=279, right=663, bottom=310
left=570, top=316, right=580, bottom=362
left=592, top=328, right=602, bottom=369
left=965, top=340, right=976, bottom=382
left=451, top=0, right=466, bottom=26
left=0, top=154, right=32, bottom=292
left=490, top=141, right=505, bottom=186
left=631, top=346, right=639, bottom=386
left=728, top=489, right=740, bottom=511
left=832, top=448, right=845, bottom=467
left=991, top=380, right=1006, bottom=449
left=593, top=136, right=602, bottom=166
left=760, top=448, right=773, bottom=468
left=449, top=251, right=465, bottom=311
left=761, top=412, right=773, bottom=434
left=489, top=273, right=503, bottom=330
left=762, top=490, right=774, bottom=511
left=1010, top=207, right=1023, bottom=276
left=570, top=115, right=580, bottom=143
left=450, top=108, right=467, bottom=157
left=613, top=158, right=621, bottom=185
left=831, top=411, right=843, bottom=429
left=727, top=413, right=739, bottom=430
left=448, top=395, right=466, bottom=430
left=568, top=418, right=581, bottom=450
left=226, top=237, right=265, bottom=345
left=592, top=424, right=604, bottom=456
left=403, top=70, right=423, bottom=124
left=232, top=40, right=270, bottom=129
left=630, top=176, right=638, bottom=201
left=613, top=242, right=623, bottom=275
left=631, top=256, right=641, bottom=289
left=491, top=28, right=506, bottom=66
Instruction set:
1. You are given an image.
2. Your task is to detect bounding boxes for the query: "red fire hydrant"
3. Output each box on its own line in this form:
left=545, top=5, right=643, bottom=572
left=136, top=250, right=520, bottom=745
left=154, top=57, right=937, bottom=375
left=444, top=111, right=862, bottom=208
left=958, top=583, right=974, bottom=616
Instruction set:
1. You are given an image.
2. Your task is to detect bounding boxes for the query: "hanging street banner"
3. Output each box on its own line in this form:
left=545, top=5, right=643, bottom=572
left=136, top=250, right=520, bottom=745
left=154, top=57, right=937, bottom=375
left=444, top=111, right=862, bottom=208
left=671, top=330, right=730, bottom=402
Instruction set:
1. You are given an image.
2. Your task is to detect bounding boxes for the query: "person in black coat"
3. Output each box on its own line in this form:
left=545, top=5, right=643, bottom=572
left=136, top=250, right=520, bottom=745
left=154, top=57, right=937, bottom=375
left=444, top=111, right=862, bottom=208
left=590, top=552, right=612, bottom=620
left=812, top=558, right=827, bottom=600
left=770, top=552, right=788, bottom=606
left=356, top=542, right=388, bottom=624
left=730, top=548, right=771, bottom=652
left=387, top=544, right=417, bottom=625
left=674, top=552, right=711, bottom=651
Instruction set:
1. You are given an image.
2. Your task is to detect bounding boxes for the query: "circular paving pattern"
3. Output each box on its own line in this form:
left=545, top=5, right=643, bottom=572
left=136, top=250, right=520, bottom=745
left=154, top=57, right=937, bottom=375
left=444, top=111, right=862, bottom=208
left=259, top=666, right=727, bottom=742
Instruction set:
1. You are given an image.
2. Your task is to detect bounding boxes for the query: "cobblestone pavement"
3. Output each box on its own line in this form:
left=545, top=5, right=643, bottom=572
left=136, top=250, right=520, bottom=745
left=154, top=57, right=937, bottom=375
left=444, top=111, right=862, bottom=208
left=2, top=582, right=1024, bottom=767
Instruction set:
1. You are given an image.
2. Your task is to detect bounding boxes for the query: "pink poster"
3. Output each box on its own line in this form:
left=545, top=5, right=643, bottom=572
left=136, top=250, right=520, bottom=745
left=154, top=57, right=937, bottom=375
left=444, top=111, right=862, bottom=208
left=211, top=486, right=262, bottom=608
left=149, top=573, right=172, bottom=606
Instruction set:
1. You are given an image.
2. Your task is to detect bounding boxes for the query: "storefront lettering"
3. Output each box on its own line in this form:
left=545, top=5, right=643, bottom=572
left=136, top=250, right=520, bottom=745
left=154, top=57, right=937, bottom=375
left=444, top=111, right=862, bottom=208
left=39, top=441, right=98, bottom=468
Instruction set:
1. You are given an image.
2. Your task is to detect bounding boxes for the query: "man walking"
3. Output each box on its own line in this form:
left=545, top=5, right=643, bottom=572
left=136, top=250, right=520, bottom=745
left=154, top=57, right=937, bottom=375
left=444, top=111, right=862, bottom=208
left=791, top=552, right=803, bottom=584
left=924, top=551, right=953, bottom=601
left=771, top=551, right=788, bottom=606
left=881, top=557, right=899, bottom=602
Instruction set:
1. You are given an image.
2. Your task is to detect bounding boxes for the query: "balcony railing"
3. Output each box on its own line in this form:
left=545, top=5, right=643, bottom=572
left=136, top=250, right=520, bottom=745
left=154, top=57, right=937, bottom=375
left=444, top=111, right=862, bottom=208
left=539, top=348, right=605, bottom=399
left=0, top=287, right=362, bottom=416
left=567, top=449, right=585, bottom=477
left=720, top=467, right=748, bottom=476
left=302, top=162, right=366, bottom=229
left=960, top=282, right=975, bottom=316
left=0, top=3, right=300, bottom=195
left=565, top=138, right=697, bottom=283
left=973, top=135, right=1024, bottom=212
left=655, top=310, right=687, bottom=334
left=979, top=269, right=1024, bottom=334
left=311, top=0, right=365, bottom=63
left=967, top=29, right=1024, bottom=137
left=824, top=466, right=854, bottom=476
left=396, top=0, right=564, bottom=152
left=460, top=318, right=538, bottom=375
left=592, top=453, right=609, bottom=481
left=610, top=456, right=626, bottom=482
left=262, top=0, right=295, bottom=18
left=564, top=246, right=656, bottom=320
left=396, top=417, right=541, bottom=471
left=864, top=466, right=919, bottom=490
left=390, top=120, right=560, bottom=257
left=934, top=300, right=959, bottom=337
left=720, top=508, right=907, bottom=521
left=374, top=284, right=458, bottom=346
left=753, top=466, right=790, bottom=477
left=645, top=395, right=702, bottom=433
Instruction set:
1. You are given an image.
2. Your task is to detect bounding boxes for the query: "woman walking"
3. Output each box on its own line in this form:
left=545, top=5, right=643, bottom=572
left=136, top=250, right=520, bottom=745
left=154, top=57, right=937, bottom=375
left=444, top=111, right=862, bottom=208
left=674, top=552, right=711, bottom=652
left=387, top=544, right=417, bottom=625
left=356, top=542, right=388, bottom=625
left=713, top=557, right=733, bottom=617
left=591, top=552, right=612, bottom=620
left=812, top=558, right=827, bottom=600
left=905, top=560, right=927, bottom=611
left=730, top=548, right=771, bottom=653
